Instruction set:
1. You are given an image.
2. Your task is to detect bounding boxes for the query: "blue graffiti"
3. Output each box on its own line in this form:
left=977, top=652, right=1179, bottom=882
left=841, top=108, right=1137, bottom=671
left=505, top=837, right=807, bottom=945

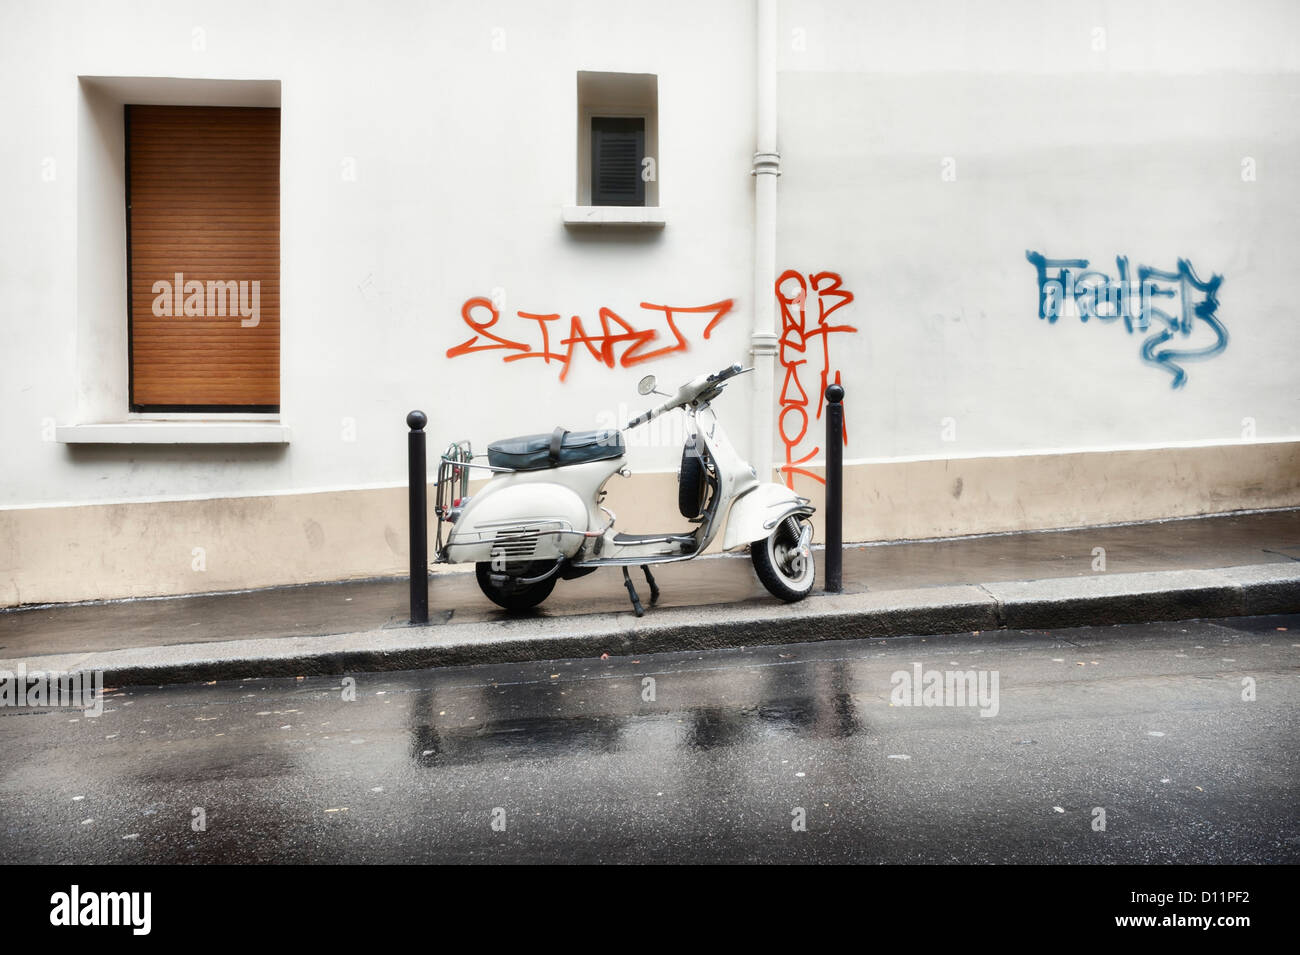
left=1026, top=250, right=1228, bottom=389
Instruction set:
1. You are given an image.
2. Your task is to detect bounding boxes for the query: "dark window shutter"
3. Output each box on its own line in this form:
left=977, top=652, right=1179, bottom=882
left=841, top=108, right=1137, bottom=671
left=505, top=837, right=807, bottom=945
left=591, top=116, right=645, bottom=206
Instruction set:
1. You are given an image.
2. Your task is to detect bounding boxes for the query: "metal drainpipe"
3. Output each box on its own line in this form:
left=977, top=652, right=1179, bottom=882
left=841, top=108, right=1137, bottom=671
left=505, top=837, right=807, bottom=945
left=751, top=0, right=780, bottom=480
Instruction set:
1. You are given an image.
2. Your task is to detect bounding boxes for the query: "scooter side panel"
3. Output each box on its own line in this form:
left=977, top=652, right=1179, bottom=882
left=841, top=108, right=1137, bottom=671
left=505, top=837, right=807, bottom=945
left=443, top=457, right=623, bottom=564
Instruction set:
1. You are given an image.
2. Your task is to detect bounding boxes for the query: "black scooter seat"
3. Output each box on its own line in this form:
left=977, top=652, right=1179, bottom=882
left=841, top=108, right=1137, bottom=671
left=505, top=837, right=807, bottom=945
left=487, top=427, right=624, bottom=471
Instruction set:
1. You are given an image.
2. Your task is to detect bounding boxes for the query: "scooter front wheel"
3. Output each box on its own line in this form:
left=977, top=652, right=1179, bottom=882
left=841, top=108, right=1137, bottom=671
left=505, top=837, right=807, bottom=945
left=475, top=561, right=558, bottom=612
left=751, top=516, right=815, bottom=602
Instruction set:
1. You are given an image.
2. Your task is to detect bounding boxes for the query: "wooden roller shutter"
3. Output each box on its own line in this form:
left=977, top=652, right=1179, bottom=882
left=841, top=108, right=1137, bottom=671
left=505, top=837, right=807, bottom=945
left=126, top=105, right=280, bottom=411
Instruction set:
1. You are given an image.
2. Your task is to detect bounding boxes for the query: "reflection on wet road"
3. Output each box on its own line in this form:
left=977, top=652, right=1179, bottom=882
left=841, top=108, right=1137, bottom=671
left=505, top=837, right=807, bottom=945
left=2, top=616, right=1297, bottom=863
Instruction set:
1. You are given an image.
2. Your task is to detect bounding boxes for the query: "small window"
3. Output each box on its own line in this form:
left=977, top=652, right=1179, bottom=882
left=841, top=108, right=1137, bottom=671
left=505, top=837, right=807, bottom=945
left=576, top=71, right=657, bottom=208
left=591, top=116, right=645, bottom=206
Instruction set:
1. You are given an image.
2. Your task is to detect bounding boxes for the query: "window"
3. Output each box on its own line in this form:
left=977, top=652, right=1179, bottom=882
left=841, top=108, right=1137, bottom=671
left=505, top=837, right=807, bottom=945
left=126, top=105, right=280, bottom=412
left=575, top=71, right=658, bottom=210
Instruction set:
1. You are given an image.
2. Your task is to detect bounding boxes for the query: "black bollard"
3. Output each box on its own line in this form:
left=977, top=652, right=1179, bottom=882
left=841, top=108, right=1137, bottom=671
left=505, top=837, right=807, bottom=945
left=824, top=384, right=844, bottom=593
left=407, top=410, right=429, bottom=624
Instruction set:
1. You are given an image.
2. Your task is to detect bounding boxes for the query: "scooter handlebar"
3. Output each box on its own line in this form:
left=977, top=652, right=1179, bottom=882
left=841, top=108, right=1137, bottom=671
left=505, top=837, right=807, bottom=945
left=707, top=362, right=745, bottom=384
left=625, top=363, right=750, bottom=430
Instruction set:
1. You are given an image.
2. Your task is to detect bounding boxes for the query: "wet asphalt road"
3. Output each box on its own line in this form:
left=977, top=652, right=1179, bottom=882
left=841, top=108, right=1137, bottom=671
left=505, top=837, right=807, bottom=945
left=1, top=616, right=1297, bottom=864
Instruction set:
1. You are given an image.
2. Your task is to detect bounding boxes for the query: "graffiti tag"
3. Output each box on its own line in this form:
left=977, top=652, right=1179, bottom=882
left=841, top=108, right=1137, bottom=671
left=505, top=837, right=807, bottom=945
left=1026, top=251, right=1227, bottom=389
left=447, top=296, right=734, bottom=382
left=775, top=270, right=857, bottom=488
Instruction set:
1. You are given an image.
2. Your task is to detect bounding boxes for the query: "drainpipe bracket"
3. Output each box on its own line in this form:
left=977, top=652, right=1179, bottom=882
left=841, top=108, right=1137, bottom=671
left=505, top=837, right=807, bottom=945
left=751, top=151, right=782, bottom=177
left=750, top=331, right=779, bottom=356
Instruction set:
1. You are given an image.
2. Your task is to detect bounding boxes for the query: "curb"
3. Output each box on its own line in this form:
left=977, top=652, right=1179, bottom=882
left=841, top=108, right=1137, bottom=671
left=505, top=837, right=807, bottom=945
left=3, top=563, right=1297, bottom=688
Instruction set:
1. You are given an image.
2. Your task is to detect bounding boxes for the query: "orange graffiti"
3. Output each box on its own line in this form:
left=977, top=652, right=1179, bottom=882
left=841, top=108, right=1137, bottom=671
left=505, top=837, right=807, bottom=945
left=447, top=297, right=734, bottom=382
left=775, top=270, right=857, bottom=488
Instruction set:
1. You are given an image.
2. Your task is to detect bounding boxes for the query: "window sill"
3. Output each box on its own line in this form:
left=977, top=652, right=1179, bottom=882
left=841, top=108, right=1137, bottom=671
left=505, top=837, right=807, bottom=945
left=56, top=422, right=291, bottom=445
left=562, top=206, right=666, bottom=228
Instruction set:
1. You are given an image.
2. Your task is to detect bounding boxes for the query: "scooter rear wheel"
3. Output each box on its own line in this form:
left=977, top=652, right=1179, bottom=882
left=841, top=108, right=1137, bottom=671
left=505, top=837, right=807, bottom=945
left=751, top=517, right=815, bottom=601
left=475, top=561, right=558, bottom=612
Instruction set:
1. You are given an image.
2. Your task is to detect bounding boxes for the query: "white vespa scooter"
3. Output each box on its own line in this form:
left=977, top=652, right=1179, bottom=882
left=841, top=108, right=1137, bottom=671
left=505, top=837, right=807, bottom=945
left=433, top=363, right=815, bottom=615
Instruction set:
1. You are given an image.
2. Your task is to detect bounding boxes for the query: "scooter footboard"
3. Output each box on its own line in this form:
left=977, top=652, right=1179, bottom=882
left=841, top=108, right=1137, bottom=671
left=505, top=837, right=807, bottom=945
left=721, top=484, right=814, bottom=551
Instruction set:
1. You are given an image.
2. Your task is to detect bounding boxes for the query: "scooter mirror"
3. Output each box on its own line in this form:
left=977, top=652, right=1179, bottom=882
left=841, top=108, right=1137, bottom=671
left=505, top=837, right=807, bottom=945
left=637, top=375, right=657, bottom=396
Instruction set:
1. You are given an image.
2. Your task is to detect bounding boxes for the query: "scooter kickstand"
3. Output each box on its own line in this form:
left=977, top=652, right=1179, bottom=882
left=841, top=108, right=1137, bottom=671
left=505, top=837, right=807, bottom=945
left=641, top=565, right=660, bottom=603
left=622, top=566, right=645, bottom=617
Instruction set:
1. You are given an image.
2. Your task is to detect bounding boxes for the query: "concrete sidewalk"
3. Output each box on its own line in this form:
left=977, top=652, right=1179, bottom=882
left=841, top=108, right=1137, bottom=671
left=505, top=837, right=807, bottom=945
left=1, top=509, right=1297, bottom=686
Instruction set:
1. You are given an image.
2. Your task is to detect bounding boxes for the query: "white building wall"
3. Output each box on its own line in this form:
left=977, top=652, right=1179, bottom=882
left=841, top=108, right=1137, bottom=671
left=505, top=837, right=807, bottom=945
left=1, top=0, right=757, bottom=511
left=775, top=0, right=1300, bottom=468
left=1, top=0, right=1297, bottom=605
